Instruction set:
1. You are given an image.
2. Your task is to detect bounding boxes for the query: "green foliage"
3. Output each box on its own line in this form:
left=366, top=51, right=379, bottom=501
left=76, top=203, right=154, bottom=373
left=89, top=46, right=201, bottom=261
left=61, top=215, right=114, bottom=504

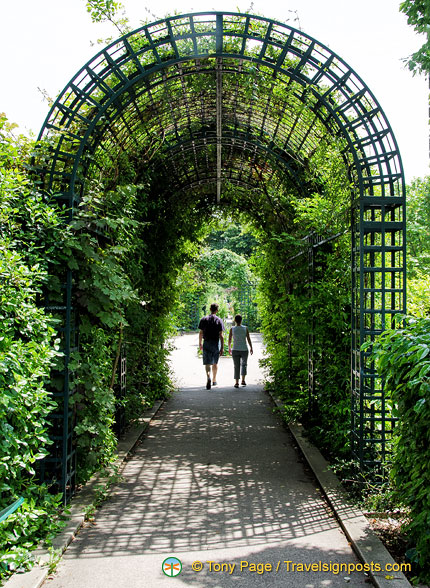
left=85, top=0, right=129, bottom=35
left=69, top=183, right=139, bottom=328
left=196, top=248, right=251, bottom=287
left=406, top=177, right=430, bottom=274
left=70, top=321, right=117, bottom=482
left=86, top=0, right=123, bottom=22
left=171, top=263, right=204, bottom=331
left=56, top=180, right=139, bottom=480
left=58, top=173, right=188, bottom=480
left=0, top=490, right=65, bottom=579
left=400, top=0, right=430, bottom=74
left=404, top=176, right=430, bottom=318
left=369, top=316, right=430, bottom=582
left=0, top=114, right=66, bottom=580
left=200, top=284, right=230, bottom=321
left=256, top=231, right=351, bottom=456
left=174, top=221, right=259, bottom=331
left=205, top=224, right=258, bottom=257
left=291, top=138, right=351, bottom=235
left=124, top=303, right=174, bottom=414
left=330, top=458, right=398, bottom=512
left=407, top=271, right=430, bottom=317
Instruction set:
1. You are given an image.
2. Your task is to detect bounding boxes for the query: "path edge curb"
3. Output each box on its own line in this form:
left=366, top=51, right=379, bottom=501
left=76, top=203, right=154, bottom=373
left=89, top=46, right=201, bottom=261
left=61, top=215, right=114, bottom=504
left=3, top=399, right=164, bottom=588
left=267, top=391, right=411, bottom=588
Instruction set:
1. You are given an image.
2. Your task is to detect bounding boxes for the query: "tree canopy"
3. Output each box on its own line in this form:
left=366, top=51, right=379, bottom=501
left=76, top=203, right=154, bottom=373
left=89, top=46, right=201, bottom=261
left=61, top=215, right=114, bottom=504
left=400, top=0, right=430, bottom=73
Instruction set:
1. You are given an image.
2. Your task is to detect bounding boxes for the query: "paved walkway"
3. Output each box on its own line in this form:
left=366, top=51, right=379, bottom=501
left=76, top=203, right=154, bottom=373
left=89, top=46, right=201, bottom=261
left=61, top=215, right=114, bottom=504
left=45, top=333, right=369, bottom=587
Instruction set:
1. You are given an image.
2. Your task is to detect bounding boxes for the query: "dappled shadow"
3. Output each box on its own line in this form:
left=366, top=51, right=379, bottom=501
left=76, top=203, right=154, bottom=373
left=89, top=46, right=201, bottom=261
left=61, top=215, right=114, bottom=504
left=171, top=542, right=370, bottom=587
left=66, top=386, right=340, bottom=558
left=47, top=337, right=369, bottom=587
left=56, top=540, right=369, bottom=587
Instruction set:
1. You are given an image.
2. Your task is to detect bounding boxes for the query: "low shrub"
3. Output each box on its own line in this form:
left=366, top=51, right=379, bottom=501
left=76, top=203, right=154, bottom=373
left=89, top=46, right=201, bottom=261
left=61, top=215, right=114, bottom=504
left=371, top=316, right=430, bottom=583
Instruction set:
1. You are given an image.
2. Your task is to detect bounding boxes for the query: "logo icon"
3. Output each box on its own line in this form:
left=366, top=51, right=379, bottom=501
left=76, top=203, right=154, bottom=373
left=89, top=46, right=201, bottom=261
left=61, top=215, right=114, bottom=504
left=162, top=556, right=182, bottom=577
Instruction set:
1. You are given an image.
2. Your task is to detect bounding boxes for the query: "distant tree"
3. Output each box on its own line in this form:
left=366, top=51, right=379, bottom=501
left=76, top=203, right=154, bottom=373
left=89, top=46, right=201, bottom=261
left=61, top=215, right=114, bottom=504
left=195, top=248, right=252, bottom=287
left=400, top=1, right=430, bottom=74
left=403, top=176, right=430, bottom=316
left=204, top=224, right=258, bottom=258
left=406, top=176, right=430, bottom=275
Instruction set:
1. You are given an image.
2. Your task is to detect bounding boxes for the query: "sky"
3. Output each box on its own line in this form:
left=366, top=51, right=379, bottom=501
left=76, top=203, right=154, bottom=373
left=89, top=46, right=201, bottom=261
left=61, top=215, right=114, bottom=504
left=0, top=0, right=428, bottom=183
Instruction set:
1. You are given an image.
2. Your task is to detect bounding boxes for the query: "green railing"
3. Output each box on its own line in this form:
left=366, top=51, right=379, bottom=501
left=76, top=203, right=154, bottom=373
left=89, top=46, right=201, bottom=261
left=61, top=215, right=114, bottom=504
left=0, top=497, right=24, bottom=523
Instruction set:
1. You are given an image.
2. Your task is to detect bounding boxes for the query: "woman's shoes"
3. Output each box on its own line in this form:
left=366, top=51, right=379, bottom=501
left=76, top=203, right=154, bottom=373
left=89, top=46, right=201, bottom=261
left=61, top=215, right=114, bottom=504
left=234, top=383, right=239, bottom=388
left=241, top=381, right=246, bottom=386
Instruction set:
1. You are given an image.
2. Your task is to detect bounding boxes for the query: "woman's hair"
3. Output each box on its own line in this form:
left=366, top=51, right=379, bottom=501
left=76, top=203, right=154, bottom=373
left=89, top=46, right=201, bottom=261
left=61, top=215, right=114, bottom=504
left=234, top=314, right=242, bottom=325
left=210, top=303, right=219, bottom=313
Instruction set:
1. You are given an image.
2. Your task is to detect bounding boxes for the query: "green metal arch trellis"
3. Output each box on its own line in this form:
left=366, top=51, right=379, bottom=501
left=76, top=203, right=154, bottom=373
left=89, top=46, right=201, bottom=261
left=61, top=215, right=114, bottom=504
left=35, top=12, right=406, bottom=500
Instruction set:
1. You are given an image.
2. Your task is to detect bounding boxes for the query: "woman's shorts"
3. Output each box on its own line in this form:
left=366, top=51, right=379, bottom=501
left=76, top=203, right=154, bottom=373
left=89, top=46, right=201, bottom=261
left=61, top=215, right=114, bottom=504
left=202, top=340, right=220, bottom=365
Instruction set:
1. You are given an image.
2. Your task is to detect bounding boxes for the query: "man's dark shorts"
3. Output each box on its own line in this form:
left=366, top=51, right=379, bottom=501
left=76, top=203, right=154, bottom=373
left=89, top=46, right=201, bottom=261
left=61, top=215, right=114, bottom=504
left=203, top=340, right=220, bottom=365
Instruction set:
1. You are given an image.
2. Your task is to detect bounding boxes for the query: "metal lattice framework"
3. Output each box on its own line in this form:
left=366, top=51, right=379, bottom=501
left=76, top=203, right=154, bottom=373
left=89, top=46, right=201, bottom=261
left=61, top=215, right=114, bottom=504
left=35, top=12, right=406, bottom=498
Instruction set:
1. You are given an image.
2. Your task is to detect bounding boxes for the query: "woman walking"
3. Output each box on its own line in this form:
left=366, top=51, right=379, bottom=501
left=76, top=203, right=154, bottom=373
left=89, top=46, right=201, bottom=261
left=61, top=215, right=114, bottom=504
left=228, top=314, right=253, bottom=388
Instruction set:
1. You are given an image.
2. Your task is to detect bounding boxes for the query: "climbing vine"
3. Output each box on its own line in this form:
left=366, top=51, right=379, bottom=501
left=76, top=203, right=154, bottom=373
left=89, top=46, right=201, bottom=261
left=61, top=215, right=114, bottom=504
left=0, top=115, right=67, bottom=580
left=370, top=317, right=430, bottom=582
left=253, top=216, right=351, bottom=456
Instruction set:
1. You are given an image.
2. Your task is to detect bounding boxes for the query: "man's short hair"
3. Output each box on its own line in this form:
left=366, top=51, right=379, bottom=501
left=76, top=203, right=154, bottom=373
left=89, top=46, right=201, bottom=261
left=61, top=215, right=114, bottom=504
left=210, top=303, right=219, bottom=313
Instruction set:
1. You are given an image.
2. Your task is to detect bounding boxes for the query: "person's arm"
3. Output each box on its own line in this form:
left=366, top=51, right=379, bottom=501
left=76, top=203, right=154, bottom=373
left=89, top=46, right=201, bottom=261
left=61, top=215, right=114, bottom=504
left=199, top=330, right=203, bottom=351
left=228, top=329, right=233, bottom=355
left=246, top=327, right=253, bottom=355
left=219, top=330, right=224, bottom=355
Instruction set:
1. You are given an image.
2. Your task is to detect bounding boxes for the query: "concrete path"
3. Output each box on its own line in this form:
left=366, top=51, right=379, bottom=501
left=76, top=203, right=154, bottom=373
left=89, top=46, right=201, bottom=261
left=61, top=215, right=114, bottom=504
left=44, top=333, right=369, bottom=587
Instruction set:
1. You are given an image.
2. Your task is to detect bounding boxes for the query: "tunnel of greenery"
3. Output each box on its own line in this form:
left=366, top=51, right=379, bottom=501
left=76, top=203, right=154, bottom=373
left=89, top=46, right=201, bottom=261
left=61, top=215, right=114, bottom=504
left=1, top=10, right=412, bottom=579
left=42, top=122, right=352, bottom=481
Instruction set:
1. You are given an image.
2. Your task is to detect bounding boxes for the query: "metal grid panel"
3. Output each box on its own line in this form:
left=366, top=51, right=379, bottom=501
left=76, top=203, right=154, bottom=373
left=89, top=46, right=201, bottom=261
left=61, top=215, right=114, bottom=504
left=351, top=201, right=405, bottom=467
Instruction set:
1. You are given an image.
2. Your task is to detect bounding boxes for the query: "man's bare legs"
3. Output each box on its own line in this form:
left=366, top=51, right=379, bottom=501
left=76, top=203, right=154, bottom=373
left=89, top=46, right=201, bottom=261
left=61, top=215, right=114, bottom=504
left=205, top=363, right=218, bottom=387
left=212, top=363, right=218, bottom=384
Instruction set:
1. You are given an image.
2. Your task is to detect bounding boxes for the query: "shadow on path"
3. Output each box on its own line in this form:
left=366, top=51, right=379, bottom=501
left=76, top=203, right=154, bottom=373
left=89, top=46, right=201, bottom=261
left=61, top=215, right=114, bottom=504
left=44, top=334, right=368, bottom=588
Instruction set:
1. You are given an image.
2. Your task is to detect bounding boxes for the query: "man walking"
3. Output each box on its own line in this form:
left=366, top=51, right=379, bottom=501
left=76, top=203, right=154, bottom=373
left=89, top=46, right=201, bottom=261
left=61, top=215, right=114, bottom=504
left=198, top=303, right=224, bottom=389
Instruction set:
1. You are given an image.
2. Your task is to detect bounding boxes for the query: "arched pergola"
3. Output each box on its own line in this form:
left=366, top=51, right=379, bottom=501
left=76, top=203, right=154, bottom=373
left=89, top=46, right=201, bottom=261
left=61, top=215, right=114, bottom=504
left=35, top=12, right=406, bottom=500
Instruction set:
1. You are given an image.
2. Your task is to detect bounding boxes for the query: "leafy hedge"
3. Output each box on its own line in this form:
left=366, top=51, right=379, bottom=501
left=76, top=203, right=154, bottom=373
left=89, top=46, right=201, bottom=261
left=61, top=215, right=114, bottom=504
left=0, top=116, right=67, bottom=577
left=249, top=139, right=352, bottom=457
left=255, top=232, right=351, bottom=456
left=371, top=316, right=430, bottom=582
left=0, top=113, right=200, bottom=578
